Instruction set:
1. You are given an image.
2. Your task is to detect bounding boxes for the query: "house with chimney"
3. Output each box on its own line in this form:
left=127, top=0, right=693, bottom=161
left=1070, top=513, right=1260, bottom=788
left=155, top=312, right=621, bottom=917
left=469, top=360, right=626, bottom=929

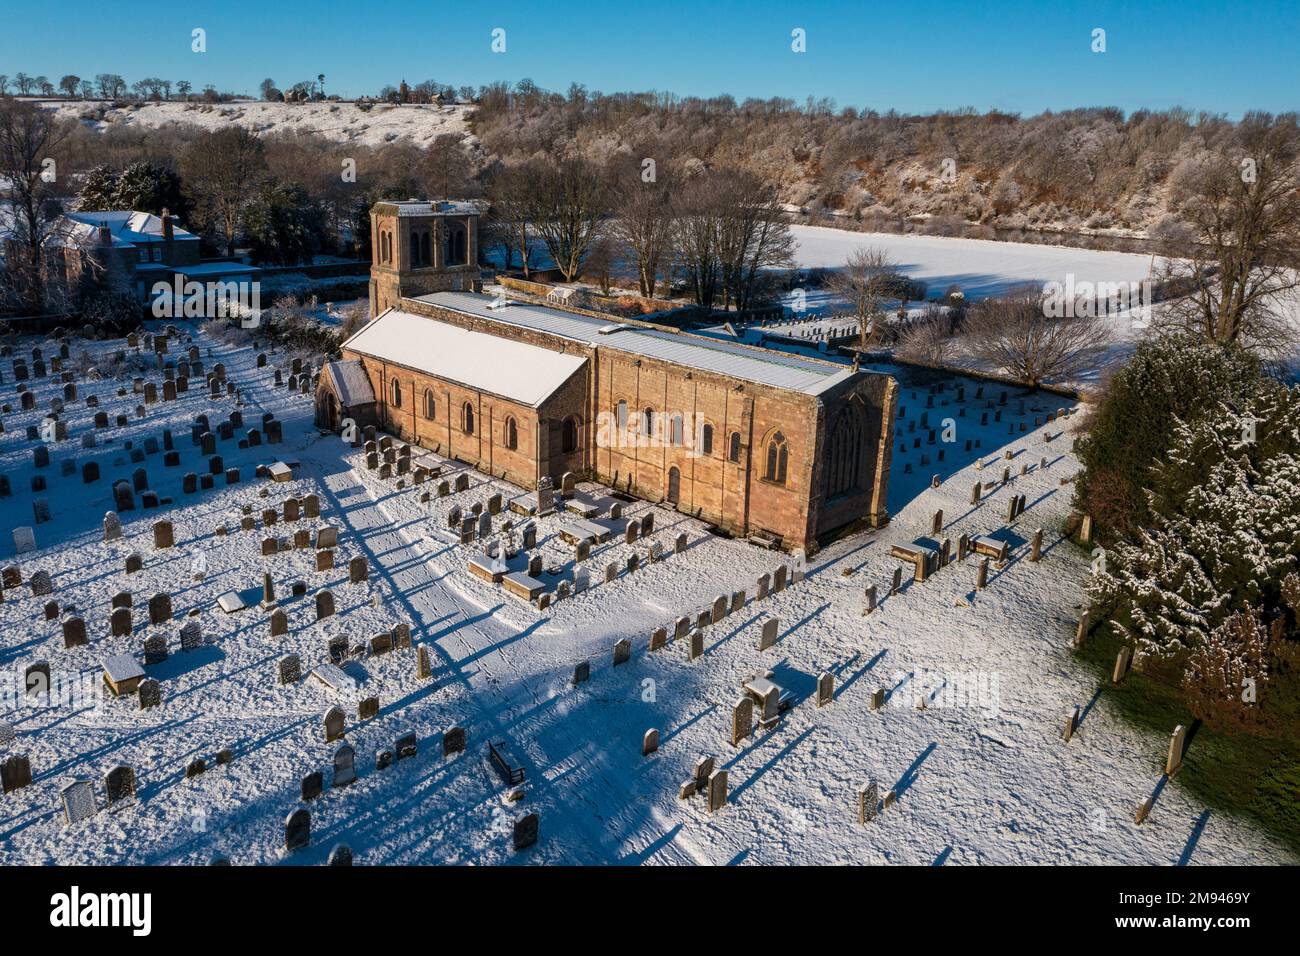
left=1, top=206, right=260, bottom=312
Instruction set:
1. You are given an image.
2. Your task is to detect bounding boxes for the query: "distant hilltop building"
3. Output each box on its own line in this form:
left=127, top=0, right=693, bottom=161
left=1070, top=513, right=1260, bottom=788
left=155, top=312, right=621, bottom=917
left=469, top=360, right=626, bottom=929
left=319, top=199, right=896, bottom=551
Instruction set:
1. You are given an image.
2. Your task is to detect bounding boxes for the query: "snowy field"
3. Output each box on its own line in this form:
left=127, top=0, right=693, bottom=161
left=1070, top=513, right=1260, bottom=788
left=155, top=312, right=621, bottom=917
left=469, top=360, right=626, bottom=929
left=789, top=224, right=1161, bottom=303
left=0, top=320, right=1293, bottom=866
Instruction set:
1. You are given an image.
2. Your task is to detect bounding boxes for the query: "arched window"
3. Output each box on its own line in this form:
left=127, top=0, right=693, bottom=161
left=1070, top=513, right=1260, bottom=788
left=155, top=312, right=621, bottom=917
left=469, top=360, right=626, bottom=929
left=701, top=423, right=714, bottom=456
left=765, top=432, right=789, bottom=484
left=462, top=402, right=475, bottom=435
left=643, top=407, right=655, bottom=437
left=423, top=388, right=436, bottom=420
left=390, top=377, right=402, bottom=408
left=616, top=400, right=628, bottom=432
left=444, top=220, right=468, bottom=266
left=505, top=416, right=518, bottom=450
left=728, top=432, right=742, bottom=463
left=826, top=407, right=864, bottom=499
left=562, top=416, right=579, bottom=454
left=670, top=414, right=684, bottom=446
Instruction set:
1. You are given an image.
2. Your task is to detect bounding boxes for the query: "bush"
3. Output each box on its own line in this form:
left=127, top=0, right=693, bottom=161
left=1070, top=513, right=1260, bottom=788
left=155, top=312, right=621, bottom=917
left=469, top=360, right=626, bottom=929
left=1074, top=335, right=1263, bottom=539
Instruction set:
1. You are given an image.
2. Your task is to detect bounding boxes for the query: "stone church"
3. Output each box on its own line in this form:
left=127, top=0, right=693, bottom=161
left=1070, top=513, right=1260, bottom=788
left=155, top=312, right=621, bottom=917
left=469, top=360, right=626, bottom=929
left=317, top=199, right=897, bottom=551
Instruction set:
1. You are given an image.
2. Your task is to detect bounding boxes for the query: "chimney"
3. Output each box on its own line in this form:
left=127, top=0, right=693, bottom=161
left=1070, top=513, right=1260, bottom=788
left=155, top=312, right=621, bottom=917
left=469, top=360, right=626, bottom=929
left=161, top=208, right=173, bottom=241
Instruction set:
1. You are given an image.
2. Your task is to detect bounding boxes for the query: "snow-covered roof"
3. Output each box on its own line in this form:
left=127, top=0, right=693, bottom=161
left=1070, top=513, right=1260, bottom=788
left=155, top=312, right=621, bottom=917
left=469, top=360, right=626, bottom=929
left=66, top=210, right=198, bottom=244
left=341, top=309, right=587, bottom=408
left=412, top=291, right=856, bottom=396
left=373, top=199, right=482, bottom=217
left=324, top=359, right=376, bottom=408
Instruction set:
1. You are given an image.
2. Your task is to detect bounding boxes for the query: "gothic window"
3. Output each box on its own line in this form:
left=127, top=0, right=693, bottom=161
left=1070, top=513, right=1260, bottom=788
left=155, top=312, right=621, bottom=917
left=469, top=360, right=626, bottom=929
left=616, top=400, right=628, bottom=432
left=643, top=407, right=655, bottom=437
left=562, top=416, right=579, bottom=454
left=423, top=388, right=436, bottom=419
left=729, top=431, right=741, bottom=463
left=765, top=432, right=789, bottom=484
left=463, top=402, right=475, bottom=435
left=701, top=423, right=714, bottom=455
left=390, top=377, right=402, bottom=408
left=826, top=407, right=865, bottom=499
left=505, top=416, right=518, bottom=450
left=670, top=414, right=685, bottom=446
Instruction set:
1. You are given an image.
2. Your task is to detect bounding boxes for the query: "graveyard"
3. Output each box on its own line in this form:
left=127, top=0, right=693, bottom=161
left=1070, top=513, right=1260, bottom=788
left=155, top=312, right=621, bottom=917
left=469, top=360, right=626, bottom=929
left=0, top=317, right=1292, bottom=866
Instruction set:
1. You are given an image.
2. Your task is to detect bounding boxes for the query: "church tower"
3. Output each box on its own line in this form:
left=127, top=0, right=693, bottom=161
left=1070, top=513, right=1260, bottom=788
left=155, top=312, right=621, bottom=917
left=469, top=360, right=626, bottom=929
left=369, top=200, right=481, bottom=316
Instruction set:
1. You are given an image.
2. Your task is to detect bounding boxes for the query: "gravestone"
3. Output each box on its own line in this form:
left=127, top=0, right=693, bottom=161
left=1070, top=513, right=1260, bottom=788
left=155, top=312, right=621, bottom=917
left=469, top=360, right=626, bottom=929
left=395, top=732, right=417, bottom=760
left=613, top=638, right=631, bottom=666
left=649, top=627, right=667, bottom=652
left=1, top=754, right=33, bottom=793
left=12, top=526, right=36, bottom=554
left=102, top=512, right=122, bottom=542
left=513, top=812, right=539, bottom=851
left=279, top=654, right=301, bottom=684
left=332, top=745, right=357, bottom=787
left=62, top=616, right=88, bottom=648
left=358, top=696, right=380, bottom=720
left=328, top=844, right=353, bottom=866
left=416, top=645, right=432, bottom=679
left=706, top=769, right=728, bottom=813
left=61, top=780, right=98, bottom=825
left=572, top=660, right=590, bottom=685
left=323, top=706, right=346, bottom=743
left=179, top=620, right=202, bottom=651
left=143, top=635, right=168, bottom=665
left=104, top=765, right=135, bottom=805
left=349, top=556, right=367, bottom=584
left=687, top=629, right=704, bottom=661
left=816, top=672, right=835, bottom=707
left=443, top=725, right=466, bottom=756
left=857, top=780, right=879, bottom=824
left=285, top=809, right=310, bottom=851
left=759, top=617, right=779, bottom=651
left=643, top=729, right=659, bottom=756
left=148, top=592, right=172, bottom=625
left=731, top=697, right=753, bottom=746
left=316, top=590, right=335, bottom=620
left=301, top=771, right=323, bottom=801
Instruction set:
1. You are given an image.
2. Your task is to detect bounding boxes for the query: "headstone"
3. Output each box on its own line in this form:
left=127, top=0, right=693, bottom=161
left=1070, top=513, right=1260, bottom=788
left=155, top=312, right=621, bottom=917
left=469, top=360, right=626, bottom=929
left=323, top=705, right=346, bottom=742
left=613, top=638, right=631, bottom=666
left=104, top=764, right=135, bottom=805
left=857, top=780, right=879, bottom=824
left=279, top=654, right=301, bottom=684
left=332, top=744, right=357, bottom=787
left=285, top=809, right=310, bottom=851
left=706, top=769, right=728, bottom=813
left=816, top=672, right=835, bottom=707
left=61, top=780, right=98, bottom=824
left=513, top=812, right=539, bottom=851
left=731, top=697, right=753, bottom=746
left=1, top=754, right=32, bottom=793
left=1166, top=724, right=1187, bottom=776
left=759, top=617, right=779, bottom=651
left=300, top=771, right=323, bottom=801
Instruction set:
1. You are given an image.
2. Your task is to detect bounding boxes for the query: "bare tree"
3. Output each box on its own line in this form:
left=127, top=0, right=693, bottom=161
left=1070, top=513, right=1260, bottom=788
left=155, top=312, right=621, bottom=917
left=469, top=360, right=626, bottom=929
left=58, top=75, right=81, bottom=98
left=1158, top=113, right=1300, bottom=353
left=827, top=245, right=896, bottom=349
left=714, top=170, right=795, bottom=312
left=485, top=162, right=537, bottom=278
left=181, top=127, right=267, bottom=255
left=896, top=304, right=955, bottom=364
left=607, top=159, right=673, bottom=297
left=0, top=96, right=72, bottom=313
left=526, top=157, right=609, bottom=283
left=963, top=287, right=1110, bottom=387
left=672, top=174, right=724, bottom=310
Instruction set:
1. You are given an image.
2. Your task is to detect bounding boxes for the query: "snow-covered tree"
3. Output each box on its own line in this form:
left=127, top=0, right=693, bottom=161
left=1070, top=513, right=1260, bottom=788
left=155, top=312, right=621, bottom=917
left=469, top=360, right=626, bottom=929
left=1089, top=382, right=1300, bottom=666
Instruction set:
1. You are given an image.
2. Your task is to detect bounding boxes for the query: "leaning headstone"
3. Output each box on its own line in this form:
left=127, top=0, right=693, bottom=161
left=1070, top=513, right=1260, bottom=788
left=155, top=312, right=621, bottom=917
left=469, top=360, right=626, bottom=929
left=572, top=660, right=590, bottom=685
left=1166, top=724, right=1187, bottom=777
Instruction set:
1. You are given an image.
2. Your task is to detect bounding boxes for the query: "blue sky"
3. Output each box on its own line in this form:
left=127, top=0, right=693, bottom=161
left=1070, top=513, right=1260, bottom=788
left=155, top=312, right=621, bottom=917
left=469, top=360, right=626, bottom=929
left=2, top=0, right=1296, bottom=116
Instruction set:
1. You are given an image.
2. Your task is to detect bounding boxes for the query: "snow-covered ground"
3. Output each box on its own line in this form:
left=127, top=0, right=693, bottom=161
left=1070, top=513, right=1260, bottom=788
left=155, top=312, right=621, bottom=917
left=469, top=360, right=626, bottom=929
left=0, top=319, right=1290, bottom=865
left=40, top=99, right=473, bottom=148
left=789, top=224, right=1162, bottom=303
